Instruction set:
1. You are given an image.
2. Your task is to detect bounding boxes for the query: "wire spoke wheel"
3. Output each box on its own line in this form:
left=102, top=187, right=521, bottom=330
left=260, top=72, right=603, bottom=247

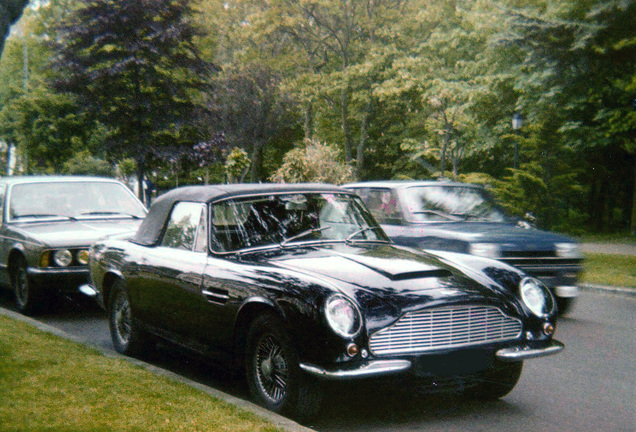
left=112, top=290, right=132, bottom=346
left=108, top=280, right=151, bottom=357
left=246, top=313, right=322, bottom=420
left=255, top=334, right=289, bottom=404
left=14, top=265, right=29, bottom=307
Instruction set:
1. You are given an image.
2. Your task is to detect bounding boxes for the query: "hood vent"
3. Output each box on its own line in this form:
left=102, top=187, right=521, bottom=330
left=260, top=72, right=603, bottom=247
left=388, top=269, right=452, bottom=281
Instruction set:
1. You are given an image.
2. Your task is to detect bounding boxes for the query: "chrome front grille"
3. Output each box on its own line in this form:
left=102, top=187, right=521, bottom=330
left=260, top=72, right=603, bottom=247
left=369, top=305, right=522, bottom=356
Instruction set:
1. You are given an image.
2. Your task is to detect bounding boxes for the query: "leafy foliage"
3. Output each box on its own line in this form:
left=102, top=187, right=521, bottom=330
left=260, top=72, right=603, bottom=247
left=50, top=0, right=214, bottom=194
left=271, top=139, right=354, bottom=185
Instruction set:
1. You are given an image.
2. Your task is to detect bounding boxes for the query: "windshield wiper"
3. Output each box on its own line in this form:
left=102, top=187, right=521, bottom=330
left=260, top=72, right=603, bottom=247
left=81, top=211, right=142, bottom=219
left=280, top=227, right=331, bottom=248
left=13, top=213, right=77, bottom=221
left=412, top=210, right=463, bottom=221
left=345, top=226, right=382, bottom=244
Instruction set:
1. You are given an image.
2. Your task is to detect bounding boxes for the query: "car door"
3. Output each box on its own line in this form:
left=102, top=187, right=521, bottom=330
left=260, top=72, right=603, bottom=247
left=135, top=201, right=209, bottom=343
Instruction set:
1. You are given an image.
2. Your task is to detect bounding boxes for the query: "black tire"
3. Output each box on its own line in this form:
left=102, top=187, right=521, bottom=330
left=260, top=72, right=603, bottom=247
left=469, top=360, right=523, bottom=400
left=556, top=296, right=575, bottom=316
left=245, top=313, right=322, bottom=421
left=10, top=256, right=44, bottom=315
left=108, top=280, right=151, bottom=357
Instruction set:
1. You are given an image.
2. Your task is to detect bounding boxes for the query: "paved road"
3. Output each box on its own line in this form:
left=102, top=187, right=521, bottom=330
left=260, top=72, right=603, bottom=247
left=1, top=289, right=634, bottom=431
left=581, top=242, right=636, bottom=256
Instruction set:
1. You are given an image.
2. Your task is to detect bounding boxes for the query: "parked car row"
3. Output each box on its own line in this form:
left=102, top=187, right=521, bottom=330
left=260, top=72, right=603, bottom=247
left=1, top=176, right=573, bottom=420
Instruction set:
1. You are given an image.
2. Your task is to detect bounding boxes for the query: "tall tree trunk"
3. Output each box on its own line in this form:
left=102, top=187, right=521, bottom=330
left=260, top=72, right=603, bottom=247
left=250, top=141, right=264, bottom=182
left=441, top=124, right=450, bottom=178
left=356, top=98, right=372, bottom=180
left=304, top=102, right=314, bottom=140
left=341, top=85, right=353, bottom=162
left=631, top=156, right=636, bottom=235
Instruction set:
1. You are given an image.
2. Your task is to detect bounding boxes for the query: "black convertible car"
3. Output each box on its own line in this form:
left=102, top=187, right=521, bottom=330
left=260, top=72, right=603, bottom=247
left=87, top=183, right=563, bottom=420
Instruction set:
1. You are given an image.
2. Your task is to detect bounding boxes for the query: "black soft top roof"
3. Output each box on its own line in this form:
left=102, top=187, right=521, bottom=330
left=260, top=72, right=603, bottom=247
left=132, top=183, right=347, bottom=246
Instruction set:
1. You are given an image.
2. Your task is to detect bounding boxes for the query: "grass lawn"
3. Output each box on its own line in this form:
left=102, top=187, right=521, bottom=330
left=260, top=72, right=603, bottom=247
left=0, top=315, right=282, bottom=432
left=582, top=253, right=636, bottom=289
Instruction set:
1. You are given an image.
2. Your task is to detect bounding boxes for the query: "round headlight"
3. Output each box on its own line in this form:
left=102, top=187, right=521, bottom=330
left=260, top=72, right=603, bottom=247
left=520, top=277, right=552, bottom=317
left=77, top=249, right=90, bottom=265
left=325, top=295, right=362, bottom=338
left=53, top=249, right=73, bottom=267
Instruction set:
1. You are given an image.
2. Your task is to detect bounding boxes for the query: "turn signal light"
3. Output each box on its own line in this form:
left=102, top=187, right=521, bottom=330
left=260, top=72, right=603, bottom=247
left=346, top=343, right=359, bottom=357
left=543, top=323, right=555, bottom=336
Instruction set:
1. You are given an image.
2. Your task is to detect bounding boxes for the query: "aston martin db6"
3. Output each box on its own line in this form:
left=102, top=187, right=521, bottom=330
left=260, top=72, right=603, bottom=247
left=87, top=183, right=563, bottom=419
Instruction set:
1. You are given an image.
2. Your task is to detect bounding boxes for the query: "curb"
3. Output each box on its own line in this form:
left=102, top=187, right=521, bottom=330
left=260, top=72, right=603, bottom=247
left=0, top=306, right=314, bottom=432
left=580, top=283, right=636, bottom=297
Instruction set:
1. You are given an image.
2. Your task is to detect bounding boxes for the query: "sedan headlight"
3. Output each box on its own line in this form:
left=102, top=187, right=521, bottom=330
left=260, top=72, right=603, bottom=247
left=53, top=249, right=73, bottom=267
left=470, top=243, right=501, bottom=258
left=77, top=249, right=90, bottom=265
left=556, top=242, right=581, bottom=259
left=520, top=277, right=553, bottom=317
left=325, top=295, right=362, bottom=338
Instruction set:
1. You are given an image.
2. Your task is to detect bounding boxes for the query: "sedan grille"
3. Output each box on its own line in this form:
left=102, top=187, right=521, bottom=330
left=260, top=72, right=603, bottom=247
left=369, top=305, right=522, bottom=356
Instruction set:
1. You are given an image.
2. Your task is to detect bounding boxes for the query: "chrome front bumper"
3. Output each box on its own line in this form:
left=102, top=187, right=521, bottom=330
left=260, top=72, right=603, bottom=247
left=300, top=360, right=412, bottom=380
left=300, top=340, right=564, bottom=380
left=496, top=340, right=564, bottom=361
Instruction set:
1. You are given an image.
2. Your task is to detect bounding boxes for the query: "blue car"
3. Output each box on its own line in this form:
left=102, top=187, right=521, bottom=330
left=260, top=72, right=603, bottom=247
left=345, top=180, right=583, bottom=315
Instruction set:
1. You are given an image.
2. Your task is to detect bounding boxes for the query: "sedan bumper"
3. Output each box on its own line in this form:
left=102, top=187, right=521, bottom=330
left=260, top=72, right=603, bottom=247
left=300, top=340, right=564, bottom=380
left=27, top=267, right=89, bottom=292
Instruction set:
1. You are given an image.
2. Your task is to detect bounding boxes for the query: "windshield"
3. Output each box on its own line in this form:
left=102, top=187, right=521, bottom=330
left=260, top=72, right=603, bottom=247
left=8, top=181, right=146, bottom=222
left=210, top=192, right=389, bottom=252
left=403, top=186, right=511, bottom=223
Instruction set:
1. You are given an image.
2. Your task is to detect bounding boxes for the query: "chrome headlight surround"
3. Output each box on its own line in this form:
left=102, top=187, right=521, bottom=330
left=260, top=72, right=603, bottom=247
left=53, top=249, right=73, bottom=267
left=520, top=277, right=554, bottom=317
left=470, top=242, right=501, bottom=258
left=324, top=294, right=362, bottom=338
left=556, top=242, right=582, bottom=259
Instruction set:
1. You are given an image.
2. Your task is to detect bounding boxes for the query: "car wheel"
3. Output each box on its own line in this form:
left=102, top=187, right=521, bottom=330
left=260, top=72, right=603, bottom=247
left=556, top=296, right=575, bottom=316
left=108, top=280, right=151, bottom=357
left=246, top=313, right=322, bottom=421
left=469, top=360, right=523, bottom=400
left=10, top=256, right=44, bottom=315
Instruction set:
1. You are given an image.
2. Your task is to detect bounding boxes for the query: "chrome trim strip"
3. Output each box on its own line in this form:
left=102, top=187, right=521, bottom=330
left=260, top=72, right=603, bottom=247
left=299, top=360, right=412, bottom=379
left=496, top=340, right=564, bottom=361
left=27, top=267, right=89, bottom=276
left=202, top=289, right=230, bottom=301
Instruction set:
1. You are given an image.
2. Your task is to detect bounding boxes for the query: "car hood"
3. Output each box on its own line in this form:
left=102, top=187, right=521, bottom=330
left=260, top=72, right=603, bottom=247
left=406, top=222, right=575, bottom=249
left=269, top=243, right=522, bottom=327
left=11, top=219, right=142, bottom=247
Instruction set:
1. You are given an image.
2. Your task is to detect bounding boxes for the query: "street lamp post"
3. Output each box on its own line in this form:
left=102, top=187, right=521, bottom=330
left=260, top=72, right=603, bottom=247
left=512, top=112, right=524, bottom=169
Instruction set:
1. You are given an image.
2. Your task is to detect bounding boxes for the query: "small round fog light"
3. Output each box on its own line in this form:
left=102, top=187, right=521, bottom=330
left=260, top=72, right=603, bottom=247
left=543, top=322, right=555, bottom=336
left=346, top=343, right=359, bottom=357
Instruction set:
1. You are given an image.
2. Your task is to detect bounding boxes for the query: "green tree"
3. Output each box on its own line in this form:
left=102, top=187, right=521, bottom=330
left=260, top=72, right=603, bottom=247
left=205, top=63, right=297, bottom=182
left=271, top=139, right=354, bottom=184
left=62, top=150, right=114, bottom=176
left=50, top=0, right=213, bottom=198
